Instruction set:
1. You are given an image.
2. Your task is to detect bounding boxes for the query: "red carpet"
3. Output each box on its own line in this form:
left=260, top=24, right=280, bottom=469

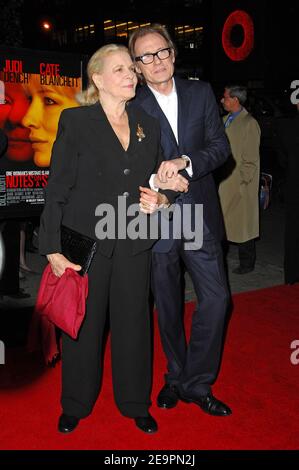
left=1, top=284, right=299, bottom=450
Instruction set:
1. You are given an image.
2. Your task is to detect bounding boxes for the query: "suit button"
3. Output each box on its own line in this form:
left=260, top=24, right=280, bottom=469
left=123, top=191, right=129, bottom=197
left=124, top=168, right=130, bottom=176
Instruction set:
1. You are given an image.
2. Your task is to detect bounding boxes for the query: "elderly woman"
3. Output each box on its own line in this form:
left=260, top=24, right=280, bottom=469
left=38, top=44, right=188, bottom=435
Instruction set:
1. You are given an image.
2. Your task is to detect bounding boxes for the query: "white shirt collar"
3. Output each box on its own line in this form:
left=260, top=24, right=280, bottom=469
left=147, top=78, right=177, bottom=101
left=147, top=78, right=179, bottom=144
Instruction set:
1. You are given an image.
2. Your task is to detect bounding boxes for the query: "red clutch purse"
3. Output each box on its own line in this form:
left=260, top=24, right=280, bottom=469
left=36, top=263, right=88, bottom=339
left=27, top=264, right=88, bottom=364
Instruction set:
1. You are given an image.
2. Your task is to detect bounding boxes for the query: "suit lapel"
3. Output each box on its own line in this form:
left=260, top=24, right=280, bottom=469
left=175, top=77, right=192, bottom=151
left=225, top=108, right=248, bottom=138
left=87, top=101, right=107, bottom=122
left=87, top=102, right=113, bottom=146
left=137, top=85, right=178, bottom=151
left=125, top=102, right=141, bottom=161
left=137, top=80, right=193, bottom=155
left=87, top=101, right=137, bottom=161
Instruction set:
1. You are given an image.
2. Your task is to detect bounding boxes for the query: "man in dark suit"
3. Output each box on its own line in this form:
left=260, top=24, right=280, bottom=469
left=129, top=25, right=232, bottom=416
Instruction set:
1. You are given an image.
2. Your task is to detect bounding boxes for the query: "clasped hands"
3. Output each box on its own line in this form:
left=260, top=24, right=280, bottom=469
left=139, top=158, right=189, bottom=215
left=48, top=159, right=189, bottom=275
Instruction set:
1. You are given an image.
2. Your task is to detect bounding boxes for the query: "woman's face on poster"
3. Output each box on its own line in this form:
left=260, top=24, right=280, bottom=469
left=22, top=75, right=79, bottom=167
left=0, top=82, right=33, bottom=161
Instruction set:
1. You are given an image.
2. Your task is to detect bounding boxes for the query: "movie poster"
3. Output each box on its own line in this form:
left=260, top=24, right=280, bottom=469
left=0, top=46, right=83, bottom=218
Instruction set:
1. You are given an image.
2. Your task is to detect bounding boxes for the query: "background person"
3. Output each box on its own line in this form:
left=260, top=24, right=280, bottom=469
left=218, top=84, right=261, bottom=275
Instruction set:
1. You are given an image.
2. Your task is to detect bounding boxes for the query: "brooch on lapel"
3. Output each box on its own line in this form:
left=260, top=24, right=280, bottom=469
left=136, top=124, right=145, bottom=142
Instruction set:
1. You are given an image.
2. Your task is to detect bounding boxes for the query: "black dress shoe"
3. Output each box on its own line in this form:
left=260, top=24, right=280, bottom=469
left=232, top=265, right=254, bottom=274
left=58, top=414, right=80, bottom=433
left=180, top=392, right=232, bottom=417
left=157, top=383, right=179, bottom=409
left=134, top=414, right=158, bottom=433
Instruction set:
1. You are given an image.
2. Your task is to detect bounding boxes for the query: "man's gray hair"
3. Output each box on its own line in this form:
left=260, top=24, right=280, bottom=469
left=226, top=85, right=247, bottom=106
left=129, top=23, right=177, bottom=60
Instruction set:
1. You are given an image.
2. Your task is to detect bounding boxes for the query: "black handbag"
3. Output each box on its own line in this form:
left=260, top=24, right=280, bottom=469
left=61, top=225, right=98, bottom=276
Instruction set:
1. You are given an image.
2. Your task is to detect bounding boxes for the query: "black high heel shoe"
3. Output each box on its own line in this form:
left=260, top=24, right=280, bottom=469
left=134, top=413, right=158, bottom=433
left=58, top=414, right=80, bottom=433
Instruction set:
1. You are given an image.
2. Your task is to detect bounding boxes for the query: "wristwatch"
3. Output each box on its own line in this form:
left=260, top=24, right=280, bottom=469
left=181, top=155, right=190, bottom=169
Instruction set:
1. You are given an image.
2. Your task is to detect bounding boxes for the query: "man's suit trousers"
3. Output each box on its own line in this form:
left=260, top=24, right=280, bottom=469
left=152, top=236, right=230, bottom=397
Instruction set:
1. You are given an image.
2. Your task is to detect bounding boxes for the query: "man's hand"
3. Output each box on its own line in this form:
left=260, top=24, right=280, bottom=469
left=139, top=187, right=170, bottom=214
left=47, top=253, right=82, bottom=277
left=153, top=173, right=189, bottom=192
left=157, top=157, right=187, bottom=182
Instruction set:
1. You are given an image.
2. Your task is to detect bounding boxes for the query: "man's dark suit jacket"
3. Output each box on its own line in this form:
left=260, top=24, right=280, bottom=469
left=39, top=101, right=173, bottom=258
left=134, top=77, right=230, bottom=250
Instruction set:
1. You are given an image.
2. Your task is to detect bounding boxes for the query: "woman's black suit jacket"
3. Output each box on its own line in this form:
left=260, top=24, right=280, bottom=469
left=39, top=101, right=173, bottom=258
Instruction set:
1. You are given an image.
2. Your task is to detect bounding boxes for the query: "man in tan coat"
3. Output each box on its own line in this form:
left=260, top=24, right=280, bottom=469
left=218, top=85, right=261, bottom=274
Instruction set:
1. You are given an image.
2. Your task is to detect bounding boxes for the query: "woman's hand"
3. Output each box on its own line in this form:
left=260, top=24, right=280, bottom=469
left=46, top=253, right=82, bottom=277
left=154, top=173, right=189, bottom=192
left=139, top=187, right=170, bottom=214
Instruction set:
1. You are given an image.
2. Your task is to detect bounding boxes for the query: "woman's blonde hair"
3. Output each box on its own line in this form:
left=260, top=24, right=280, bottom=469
left=76, top=44, right=129, bottom=106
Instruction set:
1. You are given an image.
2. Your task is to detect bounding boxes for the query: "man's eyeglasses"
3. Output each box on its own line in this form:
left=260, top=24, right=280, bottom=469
left=134, top=47, right=172, bottom=65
